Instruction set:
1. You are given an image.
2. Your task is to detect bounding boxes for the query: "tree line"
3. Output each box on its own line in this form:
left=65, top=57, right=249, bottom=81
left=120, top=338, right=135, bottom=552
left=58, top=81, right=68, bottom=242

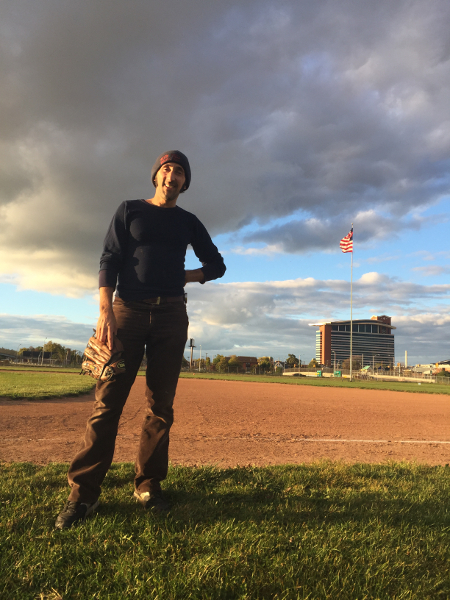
left=17, top=341, right=83, bottom=366
left=183, top=353, right=319, bottom=374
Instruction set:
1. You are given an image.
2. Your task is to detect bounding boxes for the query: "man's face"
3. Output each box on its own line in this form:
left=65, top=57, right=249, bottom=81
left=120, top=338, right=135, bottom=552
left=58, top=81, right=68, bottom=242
left=154, top=162, right=186, bottom=200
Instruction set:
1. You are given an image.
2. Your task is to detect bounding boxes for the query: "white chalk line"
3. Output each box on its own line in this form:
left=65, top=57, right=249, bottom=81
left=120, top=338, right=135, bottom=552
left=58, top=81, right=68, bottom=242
left=198, top=436, right=450, bottom=445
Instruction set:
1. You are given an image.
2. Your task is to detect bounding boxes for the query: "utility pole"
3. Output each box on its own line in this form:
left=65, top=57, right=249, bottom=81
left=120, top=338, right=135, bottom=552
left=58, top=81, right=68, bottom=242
left=189, top=338, right=195, bottom=370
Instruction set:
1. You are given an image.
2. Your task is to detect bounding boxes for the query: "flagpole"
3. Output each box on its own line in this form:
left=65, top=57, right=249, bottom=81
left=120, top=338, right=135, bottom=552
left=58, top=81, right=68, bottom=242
left=339, top=225, right=354, bottom=380
left=349, top=222, right=353, bottom=382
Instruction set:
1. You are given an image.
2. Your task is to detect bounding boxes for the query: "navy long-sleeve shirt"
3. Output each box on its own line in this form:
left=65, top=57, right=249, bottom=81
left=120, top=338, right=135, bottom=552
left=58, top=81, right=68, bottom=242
left=99, top=200, right=226, bottom=300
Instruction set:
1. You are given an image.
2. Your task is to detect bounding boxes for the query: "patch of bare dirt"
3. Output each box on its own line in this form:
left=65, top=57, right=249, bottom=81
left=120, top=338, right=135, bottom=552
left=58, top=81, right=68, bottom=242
left=0, top=378, right=449, bottom=465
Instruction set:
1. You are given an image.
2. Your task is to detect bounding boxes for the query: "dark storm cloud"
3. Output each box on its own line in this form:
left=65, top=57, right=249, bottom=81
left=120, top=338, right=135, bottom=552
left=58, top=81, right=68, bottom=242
left=1, top=0, right=450, bottom=291
left=240, top=211, right=433, bottom=253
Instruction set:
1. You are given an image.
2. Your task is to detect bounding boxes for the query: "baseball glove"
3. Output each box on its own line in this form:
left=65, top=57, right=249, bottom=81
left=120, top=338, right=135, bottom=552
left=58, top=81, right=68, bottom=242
left=80, top=333, right=126, bottom=382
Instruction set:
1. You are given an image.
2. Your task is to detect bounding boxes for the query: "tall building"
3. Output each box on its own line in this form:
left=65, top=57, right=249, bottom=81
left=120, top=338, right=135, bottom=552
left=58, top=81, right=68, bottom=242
left=311, top=315, right=395, bottom=367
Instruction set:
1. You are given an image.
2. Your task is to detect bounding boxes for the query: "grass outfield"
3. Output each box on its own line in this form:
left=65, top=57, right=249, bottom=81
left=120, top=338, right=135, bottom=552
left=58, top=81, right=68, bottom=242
left=0, top=371, right=95, bottom=399
left=1, top=462, right=448, bottom=599
left=1, top=369, right=449, bottom=399
left=0, top=365, right=81, bottom=373
left=179, top=372, right=450, bottom=395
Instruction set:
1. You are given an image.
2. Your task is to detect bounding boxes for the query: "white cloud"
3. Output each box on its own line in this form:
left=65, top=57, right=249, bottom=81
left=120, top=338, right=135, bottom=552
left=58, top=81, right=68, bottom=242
left=0, top=314, right=93, bottom=350
left=183, top=273, right=450, bottom=360
left=2, top=270, right=450, bottom=362
left=412, top=266, right=450, bottom=277
left=231, top=244, right=283, bottom=256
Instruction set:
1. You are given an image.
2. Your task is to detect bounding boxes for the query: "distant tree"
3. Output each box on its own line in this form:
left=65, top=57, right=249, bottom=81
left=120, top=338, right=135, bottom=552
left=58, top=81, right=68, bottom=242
left=436, top=369, right=450, bottom=377
left=181, top=355, right=189, bottom=368
left=44, top=341, right=67, bottom=365
left=258, top=356, right=272, bottom=372
left=205, top=356, right=211, bottom=370
left=285, top=354, right=298, bottom=367
left=228, top=355, right=241, bottom=372
left=68, top=350, right=84, bottom=366
left=192, top=358, right=206, bottom=370
left=18, top=347, right=34, bottom=355
left=0, top=347, right=17, bottom=356
left=308, top=358, right=319, bottom=368
left=213, top=355, right=229, bottom=372
left=342, top=357, right=362, bottom=370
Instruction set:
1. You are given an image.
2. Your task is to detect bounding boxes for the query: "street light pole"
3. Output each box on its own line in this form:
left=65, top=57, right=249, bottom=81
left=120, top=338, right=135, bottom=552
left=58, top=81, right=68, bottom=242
left=199, top=345, right=202, bottom=372
left=42, top=338, right=47, bottom=365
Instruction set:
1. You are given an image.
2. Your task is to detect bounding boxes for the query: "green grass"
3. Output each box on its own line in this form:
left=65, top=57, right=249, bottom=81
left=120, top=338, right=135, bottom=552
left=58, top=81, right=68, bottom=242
left=0, top=462, right=448, bottom=599
left=0, top=371, right=95, bottom=399
left=179, top=372, right=450, bottom=395
left=2, top=367, right=448, bottom=395
left=0, top=366, right=82, bottom=373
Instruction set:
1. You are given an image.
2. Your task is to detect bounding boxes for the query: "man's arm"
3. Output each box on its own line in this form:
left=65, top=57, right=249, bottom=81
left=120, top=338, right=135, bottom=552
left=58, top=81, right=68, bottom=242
left=96, top=287, right=117, bottom=351
left=185, top=268, right=205, bottom=284
left=190, top=218, right=226, bottom=284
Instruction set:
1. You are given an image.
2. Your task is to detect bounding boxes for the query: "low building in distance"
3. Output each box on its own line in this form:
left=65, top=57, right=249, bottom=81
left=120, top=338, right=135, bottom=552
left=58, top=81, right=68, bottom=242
left=310, top=315, right=395, bottom=367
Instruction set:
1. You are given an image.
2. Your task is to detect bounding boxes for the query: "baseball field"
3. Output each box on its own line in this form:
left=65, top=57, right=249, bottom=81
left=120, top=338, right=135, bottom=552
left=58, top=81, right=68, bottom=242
left=0, top=372, right=449, bottom=598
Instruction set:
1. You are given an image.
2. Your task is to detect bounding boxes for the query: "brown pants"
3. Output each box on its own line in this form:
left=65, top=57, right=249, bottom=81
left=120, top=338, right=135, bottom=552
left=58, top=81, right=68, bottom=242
left=67, top=296, right=188, bottom=503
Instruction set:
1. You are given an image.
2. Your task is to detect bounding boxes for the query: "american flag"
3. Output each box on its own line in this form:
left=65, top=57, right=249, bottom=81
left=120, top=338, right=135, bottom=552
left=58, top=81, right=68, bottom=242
left=340, top=228, right=353, bottom=253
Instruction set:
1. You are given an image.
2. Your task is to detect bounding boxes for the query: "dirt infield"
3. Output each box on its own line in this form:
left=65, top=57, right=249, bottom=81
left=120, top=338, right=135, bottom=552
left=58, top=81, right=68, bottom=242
left=0, top=378, right=449, bottom=466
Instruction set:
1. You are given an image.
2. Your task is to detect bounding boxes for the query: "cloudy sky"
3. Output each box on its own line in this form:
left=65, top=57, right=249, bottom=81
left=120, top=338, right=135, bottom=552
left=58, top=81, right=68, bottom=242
left=1, top=0, right=450, bottom=364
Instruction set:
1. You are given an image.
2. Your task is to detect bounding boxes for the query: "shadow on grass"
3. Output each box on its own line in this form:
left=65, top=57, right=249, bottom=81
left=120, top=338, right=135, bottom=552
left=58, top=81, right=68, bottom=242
left=44, top=461, right=449, bottom=530
left=1, top=462, right=449, bottom=600
left=2, top=461, right=448, bottom=530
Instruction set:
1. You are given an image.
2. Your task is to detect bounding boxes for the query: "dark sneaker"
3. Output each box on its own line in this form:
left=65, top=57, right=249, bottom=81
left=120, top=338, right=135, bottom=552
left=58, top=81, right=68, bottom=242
left=55, top=500, right=100, bottom=529
left=134, top=490, right=170, bottom=513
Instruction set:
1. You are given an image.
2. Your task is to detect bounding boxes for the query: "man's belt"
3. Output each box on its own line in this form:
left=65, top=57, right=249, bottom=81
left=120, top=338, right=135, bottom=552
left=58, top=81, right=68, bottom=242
left=142, top=295, right=186, bottom=305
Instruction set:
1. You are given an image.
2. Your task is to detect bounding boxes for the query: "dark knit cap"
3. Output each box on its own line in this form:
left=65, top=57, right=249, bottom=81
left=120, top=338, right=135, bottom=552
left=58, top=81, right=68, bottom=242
left=151, top=150, right=191, bottom=190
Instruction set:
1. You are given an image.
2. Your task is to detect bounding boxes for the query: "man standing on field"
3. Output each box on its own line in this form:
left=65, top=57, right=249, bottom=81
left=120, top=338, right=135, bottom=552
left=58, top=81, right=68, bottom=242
left=55, top=150, right=226, bottom=529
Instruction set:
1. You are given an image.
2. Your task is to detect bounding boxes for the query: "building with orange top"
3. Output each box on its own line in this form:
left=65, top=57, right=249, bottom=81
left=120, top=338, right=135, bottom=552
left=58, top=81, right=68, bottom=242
left=311, top=315, right=395, bottom=367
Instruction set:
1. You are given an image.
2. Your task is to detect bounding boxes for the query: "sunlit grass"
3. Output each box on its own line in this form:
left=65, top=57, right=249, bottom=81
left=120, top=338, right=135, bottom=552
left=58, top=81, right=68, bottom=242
left=0, top=365, right=81, bottom=373
left=0, top=371, right=95, bottom=399
left=179, top=372, right=450, bottom=395
left=0, top=462, right=448, bottom=599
